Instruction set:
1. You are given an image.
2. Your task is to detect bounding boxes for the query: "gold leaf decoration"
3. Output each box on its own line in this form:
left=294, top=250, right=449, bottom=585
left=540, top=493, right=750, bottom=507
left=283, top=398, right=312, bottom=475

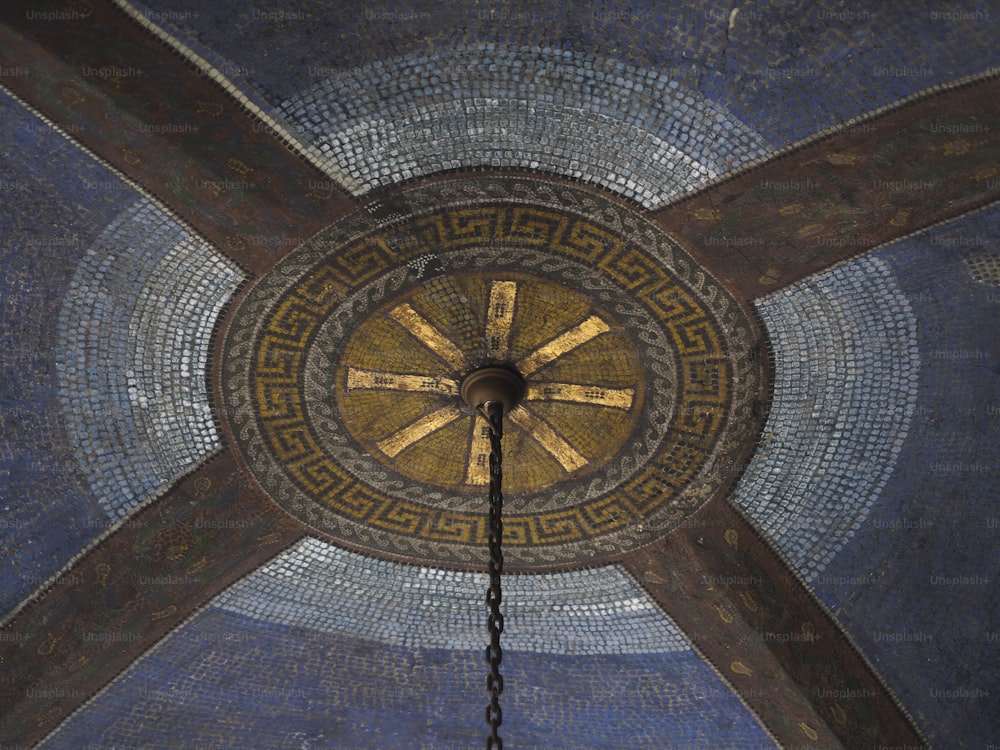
left=730, top=660, right=753, bottom=677
left=693, top=207, right=722, bottom=221
left=826, top=152, right=857, bottom=166
left=724, top=528, right=739, bottom=549
left=95, top=562, right=110, bottom=586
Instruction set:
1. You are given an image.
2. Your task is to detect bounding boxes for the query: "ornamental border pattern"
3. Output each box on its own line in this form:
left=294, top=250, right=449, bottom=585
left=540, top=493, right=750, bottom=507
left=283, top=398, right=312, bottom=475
left=220, top=178, right=762, bottom=566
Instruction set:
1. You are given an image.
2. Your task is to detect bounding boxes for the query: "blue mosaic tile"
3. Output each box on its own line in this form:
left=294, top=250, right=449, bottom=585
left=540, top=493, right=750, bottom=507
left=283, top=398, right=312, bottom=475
left=132, top=0, right=1000, bottom=175
left=811, top=205, right=1000, bottom=748
left=715, top=1, right=1000, bottom=143
left=734, top=255, right=920, bottom=583
left=214, top=537, right=689, bottom=655
left=41, top=555, right=778, bottom=749
left=56, top=200, right=243, bottom=520
left=0, top=90, right=132, bottom=616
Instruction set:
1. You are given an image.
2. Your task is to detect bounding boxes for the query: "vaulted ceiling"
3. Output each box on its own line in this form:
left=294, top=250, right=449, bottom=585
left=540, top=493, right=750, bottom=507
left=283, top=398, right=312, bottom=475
left=2, top=2, right=999, bottom=748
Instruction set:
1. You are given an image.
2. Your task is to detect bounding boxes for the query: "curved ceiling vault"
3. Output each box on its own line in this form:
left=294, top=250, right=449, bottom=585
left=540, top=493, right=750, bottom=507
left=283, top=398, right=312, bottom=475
left=1, top=1, right=999, bottom=749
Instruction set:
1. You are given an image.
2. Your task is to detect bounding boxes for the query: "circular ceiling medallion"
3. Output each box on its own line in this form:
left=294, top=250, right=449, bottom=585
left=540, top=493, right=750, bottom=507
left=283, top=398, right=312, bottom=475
left=218, top=177, right=765, bottom=567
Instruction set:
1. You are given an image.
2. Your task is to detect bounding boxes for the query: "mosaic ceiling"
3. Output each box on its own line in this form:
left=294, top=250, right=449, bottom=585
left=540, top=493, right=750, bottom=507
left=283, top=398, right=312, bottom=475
left=1, top=1, right=999, bottom=749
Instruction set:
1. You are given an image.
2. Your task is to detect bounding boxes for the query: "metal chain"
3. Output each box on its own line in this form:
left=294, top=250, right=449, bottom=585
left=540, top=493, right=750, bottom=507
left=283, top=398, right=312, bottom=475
left=483, top=401, right=505, bottom=750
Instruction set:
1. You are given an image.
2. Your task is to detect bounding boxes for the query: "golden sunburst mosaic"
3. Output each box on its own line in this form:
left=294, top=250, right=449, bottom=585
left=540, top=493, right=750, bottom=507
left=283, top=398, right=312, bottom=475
left=336, top=272, right=642, bottom=494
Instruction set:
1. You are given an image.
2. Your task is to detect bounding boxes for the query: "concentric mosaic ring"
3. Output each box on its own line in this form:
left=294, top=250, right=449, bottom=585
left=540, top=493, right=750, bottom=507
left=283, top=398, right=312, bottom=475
left=307, top=249, right=674, bottom=517
left=219, top=177, right=764, bottom=567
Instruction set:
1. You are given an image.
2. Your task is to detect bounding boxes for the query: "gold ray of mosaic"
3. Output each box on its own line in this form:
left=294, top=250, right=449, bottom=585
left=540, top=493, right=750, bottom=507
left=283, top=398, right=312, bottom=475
left=516, top=314, right=610, bottom=376
left=525, top=382, right=635, bottom=410
left=485, top=280, right=517, bottom=359
left=509, top=406, right=588, bottom=472
left=388, top=303, right=467, bottom=370
left=377, top=405, right=465, bottom=457
left=465, top=419, right=492, bottom=486
left=346, top=367, right=458, bottom=396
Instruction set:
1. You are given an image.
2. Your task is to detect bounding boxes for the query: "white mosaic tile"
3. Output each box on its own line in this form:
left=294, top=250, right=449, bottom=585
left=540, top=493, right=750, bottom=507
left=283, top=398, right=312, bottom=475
left=214, top=537, right=690, bottom=655
left=277, top=43, right=770, bottom=207
left=735, top=256, right=920, bottom=582
left=56, top=199, right=244, bottom=519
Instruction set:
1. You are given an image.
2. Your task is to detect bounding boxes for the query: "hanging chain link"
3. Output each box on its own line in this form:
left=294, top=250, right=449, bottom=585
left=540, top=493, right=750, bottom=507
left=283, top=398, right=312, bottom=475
left=483, top=401, right=505, bottom=750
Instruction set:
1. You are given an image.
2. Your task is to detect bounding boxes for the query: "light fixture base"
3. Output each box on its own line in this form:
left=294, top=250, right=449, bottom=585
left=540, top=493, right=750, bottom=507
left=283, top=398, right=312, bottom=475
left=460, top=366, right=526, bottom=414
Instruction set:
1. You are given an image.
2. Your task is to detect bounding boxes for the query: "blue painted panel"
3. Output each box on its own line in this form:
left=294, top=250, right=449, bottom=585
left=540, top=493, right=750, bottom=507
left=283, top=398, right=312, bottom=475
left=814, top=205, right=1000, bottom=747
left=0, top=91, right=131, bottom=615
left=42, top=607, right=777, bottom=750
left=0, top=89, right=241, bottom=618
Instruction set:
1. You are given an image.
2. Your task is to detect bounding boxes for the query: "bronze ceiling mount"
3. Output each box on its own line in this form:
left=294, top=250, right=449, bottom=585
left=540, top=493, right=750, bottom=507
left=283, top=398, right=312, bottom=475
left=459, top=364, right=524, bottom=749
left=460, top=365, right=526, bottom=415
